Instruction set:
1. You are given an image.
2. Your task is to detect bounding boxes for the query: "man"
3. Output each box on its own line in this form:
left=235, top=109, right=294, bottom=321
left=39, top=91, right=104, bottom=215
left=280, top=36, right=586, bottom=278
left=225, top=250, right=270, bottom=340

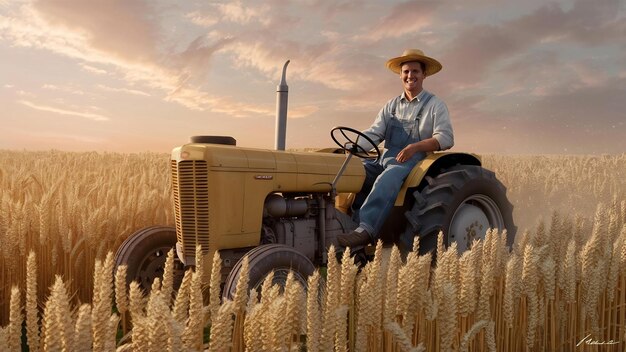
left=337, top=49, right=454, bottom=248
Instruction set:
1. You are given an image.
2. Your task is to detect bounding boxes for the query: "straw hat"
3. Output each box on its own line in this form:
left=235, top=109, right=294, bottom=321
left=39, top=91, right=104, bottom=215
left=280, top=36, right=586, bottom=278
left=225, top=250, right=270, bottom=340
left=386, top=49, right=442, bottom=76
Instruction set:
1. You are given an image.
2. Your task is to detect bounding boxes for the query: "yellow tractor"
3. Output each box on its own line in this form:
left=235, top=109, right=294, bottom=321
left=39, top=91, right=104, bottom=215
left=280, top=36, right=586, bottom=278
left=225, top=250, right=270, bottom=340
left=114, top=62, right=516, bottom=297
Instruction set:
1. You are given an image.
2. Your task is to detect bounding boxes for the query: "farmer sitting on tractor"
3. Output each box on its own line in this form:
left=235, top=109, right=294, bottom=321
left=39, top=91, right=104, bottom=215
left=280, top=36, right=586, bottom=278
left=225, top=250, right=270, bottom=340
left=337, top=49, right=455, bottom=248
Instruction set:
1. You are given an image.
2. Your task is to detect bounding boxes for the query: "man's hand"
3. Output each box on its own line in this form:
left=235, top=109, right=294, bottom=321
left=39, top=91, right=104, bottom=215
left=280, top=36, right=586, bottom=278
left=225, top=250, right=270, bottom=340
left=396, top=138, right=441, bottom=163
left=396, top=144, right=417, bottom=163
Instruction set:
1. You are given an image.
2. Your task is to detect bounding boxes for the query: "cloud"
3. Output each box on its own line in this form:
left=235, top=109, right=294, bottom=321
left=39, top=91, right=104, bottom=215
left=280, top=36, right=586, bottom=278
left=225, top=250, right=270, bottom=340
left=1, top=0, right=623, bottom=154
left=439, top=0, right=624, bottom=90
left=511, top=0, right=624, bottom=46
left=224, top=39, right=381, bottom=91
left=0, top=3, right=251, bottom=115
left=26, top=131, right=107, bottom=144
left=527, top=77, right=625, bottom=127
left=164, top=86, right=317, bottom=119
left=1, top=1, right=309, bottom=119
left=42, top=84, right=86, bottom=95
left=96, top=84, right=150, bottom=97
left=362, top=0, right=438, bottom=41
left=288, top=105, right=320, bottom=119
left=3, top=0, right=378, bottom=112
left=460, top=75, right=626, bottom=154
left=171, top=35, right=235, bottom=89
left=16, top=90, right=34, bottom=97
left=186, top=11, right=218, bottom=27
left=80, top=63, right=107, bottom=75
left=0, top=6, right=140, bottom=73
left=33, top=0, right=159, bottom=61
left=215, top=1, right=270, bottom=25
left=186, top=1, right=271, bottom=27
left=18, top=100, right=111, bottom=121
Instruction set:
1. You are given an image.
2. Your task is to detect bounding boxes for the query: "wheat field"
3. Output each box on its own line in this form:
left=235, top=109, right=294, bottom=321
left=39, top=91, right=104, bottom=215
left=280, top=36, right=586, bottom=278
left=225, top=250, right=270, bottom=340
left=0, top=150, right=625, bottom=351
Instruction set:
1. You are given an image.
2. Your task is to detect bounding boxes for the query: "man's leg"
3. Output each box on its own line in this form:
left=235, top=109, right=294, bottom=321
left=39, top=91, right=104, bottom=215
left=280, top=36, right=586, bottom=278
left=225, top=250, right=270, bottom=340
left=357, top=163, right=414, bottom=237
left=351, top=159, right=384, bottom=224
left=338, top=162, right=414, bottom=247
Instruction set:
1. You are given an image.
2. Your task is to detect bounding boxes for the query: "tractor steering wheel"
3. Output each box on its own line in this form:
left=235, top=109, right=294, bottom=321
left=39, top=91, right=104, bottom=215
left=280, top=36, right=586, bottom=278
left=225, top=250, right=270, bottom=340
left=331, top=126, right=381, bottom=163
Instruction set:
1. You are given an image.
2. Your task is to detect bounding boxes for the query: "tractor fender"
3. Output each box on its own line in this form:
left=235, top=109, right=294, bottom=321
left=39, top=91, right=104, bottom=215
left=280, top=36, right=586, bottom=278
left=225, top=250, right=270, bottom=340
left=394, top=152, right=482, bottom=206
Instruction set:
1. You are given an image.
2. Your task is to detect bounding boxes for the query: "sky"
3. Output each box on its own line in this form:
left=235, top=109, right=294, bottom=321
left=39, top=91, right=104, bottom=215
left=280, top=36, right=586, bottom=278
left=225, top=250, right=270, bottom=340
left=0, top=0, right=624, bottom=154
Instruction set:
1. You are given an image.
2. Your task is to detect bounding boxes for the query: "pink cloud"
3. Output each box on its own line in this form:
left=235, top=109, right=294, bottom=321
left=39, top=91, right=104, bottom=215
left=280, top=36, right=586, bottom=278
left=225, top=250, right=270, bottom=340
left=18, top=100, right=111, bottom=121
left=224, top=40, right=377, bottom=91
left=362, top=0, right=438, bottom=41
left=439, top=0, right=623, bottom=90
left=215, top=1, right=270, bottom=25
left=34, top=0, right=159, bottom=61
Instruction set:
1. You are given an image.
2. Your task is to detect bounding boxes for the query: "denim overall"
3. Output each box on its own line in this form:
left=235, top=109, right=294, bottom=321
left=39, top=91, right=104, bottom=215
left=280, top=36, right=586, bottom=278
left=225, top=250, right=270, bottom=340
left=352, top=92, right=434, bottom=238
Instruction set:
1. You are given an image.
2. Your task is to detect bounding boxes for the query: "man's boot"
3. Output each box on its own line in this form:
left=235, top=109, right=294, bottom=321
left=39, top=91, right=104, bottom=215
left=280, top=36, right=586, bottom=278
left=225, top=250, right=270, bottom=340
left=337, top=227, right=371, bottom=248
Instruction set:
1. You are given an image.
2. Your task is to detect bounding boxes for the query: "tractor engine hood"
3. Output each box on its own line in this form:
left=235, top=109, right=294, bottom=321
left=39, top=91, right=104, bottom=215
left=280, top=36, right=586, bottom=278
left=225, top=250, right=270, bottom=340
left=171, top=143, right=365, bottom=192
left=170, top=143, right=365, bottom=264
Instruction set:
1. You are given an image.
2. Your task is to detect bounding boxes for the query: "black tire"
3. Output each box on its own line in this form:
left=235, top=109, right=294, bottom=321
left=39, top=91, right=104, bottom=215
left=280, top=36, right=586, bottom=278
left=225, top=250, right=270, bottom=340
left=400, top=165, right=516, bottom=255
left=222, top=244, right=316, bottom=301
left=114, top=226, right=184, bottom=292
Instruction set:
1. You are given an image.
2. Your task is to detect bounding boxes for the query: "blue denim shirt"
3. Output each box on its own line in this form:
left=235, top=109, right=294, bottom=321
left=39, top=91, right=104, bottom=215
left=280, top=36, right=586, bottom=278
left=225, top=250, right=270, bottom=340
left=359, top=89, right=454, bottom=165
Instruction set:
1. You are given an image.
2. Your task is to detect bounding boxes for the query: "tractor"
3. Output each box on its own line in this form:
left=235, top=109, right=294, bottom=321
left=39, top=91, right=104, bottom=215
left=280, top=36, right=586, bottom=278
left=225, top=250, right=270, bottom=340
left=114, top=62, right=516, bottom=298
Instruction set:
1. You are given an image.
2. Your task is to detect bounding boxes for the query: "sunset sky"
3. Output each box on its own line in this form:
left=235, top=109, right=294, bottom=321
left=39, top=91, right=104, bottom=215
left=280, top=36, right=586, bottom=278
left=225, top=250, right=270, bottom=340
left=1, top=0, right=624, bottom=154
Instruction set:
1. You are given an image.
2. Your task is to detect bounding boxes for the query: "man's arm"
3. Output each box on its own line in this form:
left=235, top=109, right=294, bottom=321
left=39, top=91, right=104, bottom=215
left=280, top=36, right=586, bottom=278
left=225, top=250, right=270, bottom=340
left=431, top=100, right=454, bottom=150
left=396, top=99, right=454, bottom=163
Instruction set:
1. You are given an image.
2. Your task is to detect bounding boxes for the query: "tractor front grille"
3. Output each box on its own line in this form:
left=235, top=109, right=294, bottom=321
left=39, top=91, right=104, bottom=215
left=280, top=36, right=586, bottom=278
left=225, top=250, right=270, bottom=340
left=171, top=159, right=210, bottom=262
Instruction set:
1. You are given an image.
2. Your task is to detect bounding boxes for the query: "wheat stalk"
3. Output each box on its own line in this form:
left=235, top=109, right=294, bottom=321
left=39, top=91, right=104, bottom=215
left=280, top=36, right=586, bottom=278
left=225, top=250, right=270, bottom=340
left=336, top=247, right=358, bottom=352
left=320, top=244, right=339, bottom=351
left=456, top=251, right=471, bottom=319
left=285, top=271, right=305, bottom=350
left=74, top=304, right=93, bottom=352
left=172, top=268, right=194, bottom=324
left=232, top=255, right=249, bottom=352
left=209, top=250, right=223, bottom=325
left=8, top=286, right=22, bottom=352
left=43, top=277, right=63, bottom=351
left=129, top=281, right=148, bottom=350
left=306, top=270, right=322, bottom=352
left=145, top=285, right=170, bottom=352
left=182, top=270, right=204, bottom=351
left=243, top=293, right=262, bottom=351
left=26, top=251, right=40, bottom=352
left=115, top=265, right=129, bottom=315
left=503, top=254, right=520, bottom=328
left=522, top=244, right=541, bottom=349
left=92, top=252, right=115, bottom=352
left=161, top=249, right=175, bottom=305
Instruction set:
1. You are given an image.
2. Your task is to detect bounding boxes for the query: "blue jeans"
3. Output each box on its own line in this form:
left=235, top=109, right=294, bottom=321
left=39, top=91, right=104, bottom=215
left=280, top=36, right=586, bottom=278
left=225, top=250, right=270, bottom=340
left=351, top=153, right=424, bottom=239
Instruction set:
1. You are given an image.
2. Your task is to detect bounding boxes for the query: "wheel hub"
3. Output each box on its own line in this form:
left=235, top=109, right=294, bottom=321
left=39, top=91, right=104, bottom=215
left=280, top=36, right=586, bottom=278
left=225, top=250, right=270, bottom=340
left=134, top=247, right=185, bottom=291
left=449, top=195, right=504, bottom=252
left=136, top=248, right=168, bottom=289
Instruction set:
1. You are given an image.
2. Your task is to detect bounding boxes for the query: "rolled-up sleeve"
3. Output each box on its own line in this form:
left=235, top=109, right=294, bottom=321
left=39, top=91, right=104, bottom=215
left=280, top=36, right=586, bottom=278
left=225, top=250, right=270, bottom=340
left=431, top=100, right=454, bottom=150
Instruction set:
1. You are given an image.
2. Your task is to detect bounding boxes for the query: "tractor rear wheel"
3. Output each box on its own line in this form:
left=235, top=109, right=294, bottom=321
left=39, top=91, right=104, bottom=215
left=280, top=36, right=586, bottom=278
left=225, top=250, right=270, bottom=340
left=400, top=165, right=516, bottom=255
left=222, top=244, right=316, bottom=301
left=114, top=226, right=184, bottom=292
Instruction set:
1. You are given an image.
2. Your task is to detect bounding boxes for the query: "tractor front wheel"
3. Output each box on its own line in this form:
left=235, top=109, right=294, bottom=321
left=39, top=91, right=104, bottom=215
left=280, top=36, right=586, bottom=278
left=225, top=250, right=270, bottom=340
left=222, top=244, right=316, bottom=301
left=401, top=165, right=516, bottom=255
left=114, top=226, right=184, bottom=292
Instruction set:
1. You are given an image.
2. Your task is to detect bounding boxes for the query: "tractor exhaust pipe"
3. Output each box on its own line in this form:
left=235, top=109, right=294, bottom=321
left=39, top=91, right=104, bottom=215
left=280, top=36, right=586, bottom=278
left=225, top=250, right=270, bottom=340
left=275, top=60, right=290, bottom=150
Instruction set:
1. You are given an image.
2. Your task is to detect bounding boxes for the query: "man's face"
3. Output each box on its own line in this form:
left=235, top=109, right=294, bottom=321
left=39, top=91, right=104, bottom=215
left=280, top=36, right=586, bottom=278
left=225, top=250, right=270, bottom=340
left=401, top=61, right=425, bottom=94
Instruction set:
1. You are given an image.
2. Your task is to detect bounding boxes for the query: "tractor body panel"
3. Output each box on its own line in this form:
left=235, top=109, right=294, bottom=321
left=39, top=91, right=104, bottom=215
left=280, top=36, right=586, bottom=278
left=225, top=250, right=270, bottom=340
left=394, top=152, right=481, bottom=206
